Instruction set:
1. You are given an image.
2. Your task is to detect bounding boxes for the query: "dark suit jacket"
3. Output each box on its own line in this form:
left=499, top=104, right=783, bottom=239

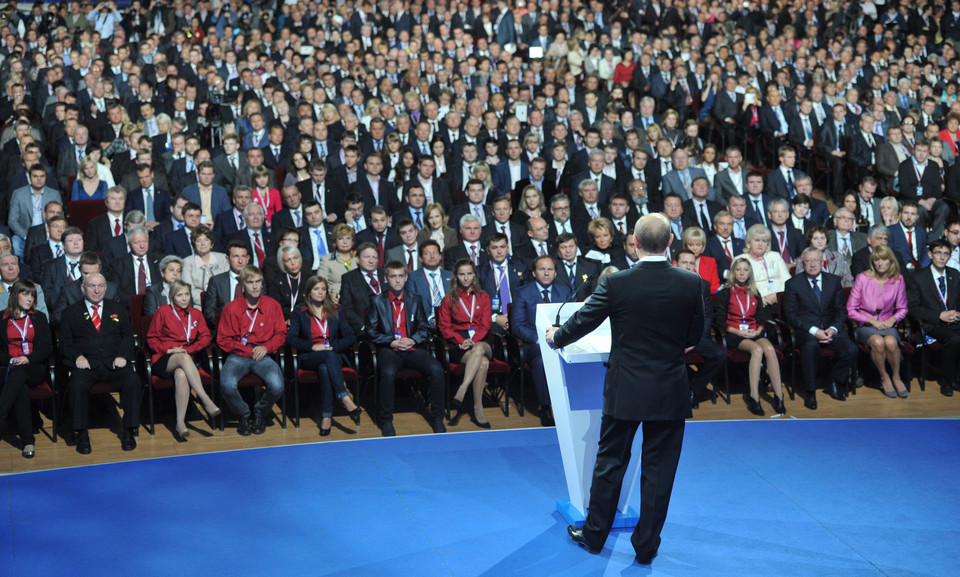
left=363, top=289, right=432, bottom=347
left=126, top=186, right=171, bottom=222
left=848, top=131, right=883, bottom=169
left=443, top=242, right=488, bottom=270
left=765, top=168, right=808, bottom=200
left=768, top=225, right=806, bottom=262
left=402, top=177, right=453, bottom=216
left=783, top=272, right=847, bottom=333
left=704, top=236, right=745, bottom=279
left=850, top=246, right=906, bottom=278
left=286, top=307, right=356, bottom=353
left=51, top=278, right=121, bottom=327
left=553, top=261, right=703, bottom=420
left=817, top=120, right=848, bottom=155
left=39, top=255, right=75, bottom=308
left=570, top=171, right=617, bottom=205
left=353, top=177, right=400, bottom=217
left=406, top=268, right=453, bottom=320
left=202, top=270, right=238, bottom=328
left=161, top=227, right=193, bottom=259
left=107, top=253, right=163, bottom=305
left=682, top=199, right=723, bottom=231
left=213, top=209, right=242, bottom=252
left=339, top=267, right=386, bottom=333
left=512, top=281, right=572, bottom=344
left=356, top=227, right=400, bottom=260
left=227, top=229, right=276, bottom=269
left=86, top=213, right=124, bottom=255
left=477, top=259, right=528, bottom=312
left=743, top=194, right=772, bottom=226
left=266, top=271, right=308, bottom=320
left=908, top=266, right=960, bottom=331
left=481, top=220, right=528, bottom=252
left=898, top=160, right=944, bottom=200
left=58, top=299, right=136, bottom=369
left=554, top=257, right=600, bottom=299
left=296, top=179, right=345, bottom=220
left=888, top=222, right=931, bottom=270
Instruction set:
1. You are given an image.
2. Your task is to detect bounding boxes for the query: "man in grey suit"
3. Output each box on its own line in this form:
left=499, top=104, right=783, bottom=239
left=549, top=214, right=703, bottom=564
left=826, top=208, right=868, bottom=264
left=405, top=241, right=451, bottom=325
left=661, top=148, right=713, bottom=201
left=385, top=219, right=420, bottom=272
left=202, top=241, right=250, bottom=330
left=212, top=133, right=247, bottom=194
left=56, top=125, right=90, bottom=192
left=8, top=164, right=62, bottom=257
left=714, top=146, right=747, bottom=203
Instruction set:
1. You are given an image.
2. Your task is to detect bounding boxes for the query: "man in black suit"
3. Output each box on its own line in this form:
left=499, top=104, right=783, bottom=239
left=765, top=146, right=807, bottom=201
left=356, top=206, right=400, bottom=268
left=848, top=113, right=883, bottom=182
left=107, top=227, right=162, bottom=306
left=743, top=173, right=771, bottom=227
left=817, top=102, right=851, bottom=201
left=546, top=194, right=590, bottom=248
left=213, top=187, right=252, bottom=252
left=482, top=196, right=528, bottom=257
left=907, top=240, right=960, bottom=396
left=339, top=243, right=385, bottom=334
left=363, top=260, right=446, bottom=436
left=126, top=164, right=171, bottom=230
left=272, top=185, right=305, bottom=238
left=850, top=224, right=905, bottom=277
left=767, top=198, right=806, bottom=264
left=26, top=213, right=66, bottom=280
left=554, top=232, right=599, bottom=299
left=449, top=179, right=493, bottom=228
left=203, top=241, right=250, bottom=329
left=572, top=150, right=618, bottom=206
left=571, top=179, right=610, bottom=223
left=512, top=157, right=556, bottom=207
left=549, top=213, right=704, bottom=563
left=212, top=133, right=246, bottom=193
left=444, top=213, right=488, bottom=270
left=59, top=273, right=140, bottom=454
left=898, top=141, right=948, bottom=241
left=353, top=153, right=399, bottom=217
left=712, top=76, right=743, bottom=144
left=783, top=247, right=858, bottom=409
left=675, top=250, right=727, bottom=408
left=681, top=177, right=723, bottom=232
left=478, top=232, right=528, bottom=336
left=86, top=186, right=128, bottom=255
left=39, top=225, right=85, bottom=311
left=405, top=155, right=454, bottom=216
left=226, top=203, right=274, bottom=270
left=296, top=158, right=344, bottom=222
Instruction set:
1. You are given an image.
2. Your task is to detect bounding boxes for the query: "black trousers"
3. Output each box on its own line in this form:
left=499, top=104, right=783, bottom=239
left=689, top=337, right=726, bottom=394
left=0, top=363, right=45, bottom=444
left=69, top=364, right=141, bottom=430
left=523, top=343, right=550, bottom=405
left=795, top=330, right=857, bottom=393
left=581, top=415, right=686, bottom=559
left=926, top=324, right=960, bottom=384
left=376, top=347, right=444, bottom=422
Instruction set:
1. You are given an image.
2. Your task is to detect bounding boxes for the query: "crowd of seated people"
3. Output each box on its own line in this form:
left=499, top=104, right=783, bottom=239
left=5, top=0, right=960, bottom=458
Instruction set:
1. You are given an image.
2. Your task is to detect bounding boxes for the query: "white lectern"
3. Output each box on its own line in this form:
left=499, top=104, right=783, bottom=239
left=536, top=302, right=641, bottom=528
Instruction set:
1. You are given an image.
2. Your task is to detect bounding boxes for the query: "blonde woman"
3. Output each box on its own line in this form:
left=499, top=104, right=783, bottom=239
left=743, top=224, right=791, bottom=305
left=316, top=224, right=357, bottom=303
left=416, top=203, right=458, bottom=251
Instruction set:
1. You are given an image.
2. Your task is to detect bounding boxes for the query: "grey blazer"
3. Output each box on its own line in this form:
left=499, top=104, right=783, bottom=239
left=8, top=186, right=62, bottom=240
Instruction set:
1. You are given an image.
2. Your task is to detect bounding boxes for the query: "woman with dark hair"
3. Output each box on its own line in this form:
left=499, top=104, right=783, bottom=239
left=146, top=280, right=220, bottom=440
left=0, top=279, right=53, bottom=458
left=251, top=165, right=283, bottom=227
left=284, top=150, right=312, bottom=186
left=436, top=259, right=493, bottom=428
left=286, top=275, right=361, bottom=436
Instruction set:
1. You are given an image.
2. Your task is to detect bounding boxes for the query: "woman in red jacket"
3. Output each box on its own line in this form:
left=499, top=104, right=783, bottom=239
left=147, top=280, right=220, bottom=440
left=437, top=259, right=493, bottom=429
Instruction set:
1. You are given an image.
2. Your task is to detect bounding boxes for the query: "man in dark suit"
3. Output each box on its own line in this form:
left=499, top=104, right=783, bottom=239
left=226, top=203, right=274, bottom=270
left=513, top=255, right=572, bottom=426
left=907, top=240, right=960, bottom=396
left=554, top=232, right=599, bottom=299
left=444, top=214, right=488, bottom=270
left=888, top=200, right=932, bottom=272
left=161, top=201, right=201, bottom=259
left=704, top=211, right=746, bottom=281
left=571, top=150, right=617, bottom=205
left=549, top=213, right=703, bottom=563
left=356, top=206, right=400, bottom=268
left=405, top=155, right=454, bottom=216
left=478, top=232, right=528, bottom=336
left=765, top=146, right=807, bottom=201
left=817, top=102, right=851, bottom=201
left=125, top=164, right=170, bottom=230
left=271, top=185, right=305, bottom=237
left=681, top=177, right=723, bottom=231
left=26, top=212, right=66, bottom=280
left=339, top=243, right=386, bottom=334
left=107, top=227, right=162, bottom=305
left=449, top=179, right=494, bottom=228
left=783, top=247, right=858, bottom=409
left=743, top=173, right=772, bottom=227
left=898, top=141, right=948, bottom=241
left=848, top=113, right=883, bottom=182
left=364, top=241, right=446, bottom=438
left=712, top=76, right=743, bottom=144
left=40, top=225, right=85, bottom=309
left=482, top=196, right=528, bottom=257
left=202, top=241, right=250, bottom=329
left=851, top=224, right=906, bottom=277
left=86, top=186, right=128, bottom=255
left=59, top=273, right=141, bottom=454
left=213, top=187, right=252, bottom=252
left=296, top=158, right=344, bottom=222
left=406, top=241, right=452, bottom=325
left=354, top=153, right=399, bottom=217
left=794, top=176, right=831, bottom=226
left=767, top=198, right=806, bottom=264
left=51, top=251, right=122, bottom=327
left=675, top=250, right=727, bottom=408
left=212, top=133, right=246, bottom=193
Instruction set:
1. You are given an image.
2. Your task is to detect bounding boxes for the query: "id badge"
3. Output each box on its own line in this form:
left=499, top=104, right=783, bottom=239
left=21, top=341, right=29, bottom=355
left=739, top=322, right=749, bottom=331
left=200, top=214, right=208, bottom=224
left=322, top=340, right=330, bottom=347
left=491, top=294, right=501, bottom=312
left=241, top=334, right=249, bottom=346
left=767, top=280, right=775, bottom=292
left=394, top=332, right=402, bottom=340
left=467, top=328, right=476, bottom=339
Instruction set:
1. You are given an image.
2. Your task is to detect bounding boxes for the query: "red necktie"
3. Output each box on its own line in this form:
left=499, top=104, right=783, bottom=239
left=778, top=231, right=790, bottom=263
left=377, top=234, right=385, bottom=267
left=114, top=218, right=121, bottom=236
left=137, top=257, right=147, bottom=295
left=723, top=239, right=733, bottom=262
left=234, top=275, right=242, bottom=300
left=253, top=232, right=265, bottom=266
left=407, top=250, right=414, bottom=271
left=907, top=230, right=918, bottom=268
left=91, top=304, right=101, bottom=332
left=367, top=272, right=380, bottom=294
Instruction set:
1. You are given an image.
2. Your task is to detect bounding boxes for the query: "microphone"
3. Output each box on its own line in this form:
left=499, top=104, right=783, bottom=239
left=554, top=272, right=598, bottom=327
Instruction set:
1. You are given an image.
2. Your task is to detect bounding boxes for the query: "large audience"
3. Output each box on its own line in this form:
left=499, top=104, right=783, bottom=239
left=0, top=0, right=959, bottom=459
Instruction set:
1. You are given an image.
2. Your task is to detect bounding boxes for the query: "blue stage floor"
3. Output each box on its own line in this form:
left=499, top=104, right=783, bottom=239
left=2, top=419, right=958, bottom=576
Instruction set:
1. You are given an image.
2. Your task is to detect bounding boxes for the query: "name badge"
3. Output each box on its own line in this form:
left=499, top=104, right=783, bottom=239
left=394, top=332, right=402, bottom=340
left=739, top=322, right=749, bottom=331
left=467, top=328, right=476, bottom=339
left=767, top=280, right=776, bottom=291
left=323, top=339, right=330, bottom=347
left=21, top=341, right=29, bottom=355
left=491, top=294, right=501, bottom=313
left=241, top=334, right=249, bottom=346
left=200, top=214, right=208, bottom=224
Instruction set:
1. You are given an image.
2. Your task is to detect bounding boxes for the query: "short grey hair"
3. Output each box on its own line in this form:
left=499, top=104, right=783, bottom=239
left=159, top=254, right=183, bottom=273
left=459, top=213, right=481, bottom=229
left=867, top=224, right=890, bottom=239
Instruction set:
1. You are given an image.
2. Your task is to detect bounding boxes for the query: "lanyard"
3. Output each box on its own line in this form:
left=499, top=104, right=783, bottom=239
left=338, top=253, right=354, bottom=270
left=392, top=300, right=404, bottom=333
left=170, top=306, right=193, bottom=342
left=733, top=288, right=752, bottom=320
left=750, top=253, right=770, bottom=280
left=255, top=188, right=271, bottom=213
left=914, top=162, right=925, bottom=184
left=10, top=316, right=31, bottom=342
left=245, top=308, right=259, bottom=336
left=458, top=294, right=476, bottom=326
left=493, top=265, right=507, bottom=291
left=286, top=274, right=299, bottom=311
left=312, top=315, right=329, bottom=340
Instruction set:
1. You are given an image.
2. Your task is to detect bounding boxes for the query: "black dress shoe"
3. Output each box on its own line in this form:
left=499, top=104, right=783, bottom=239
left=636, top=551, right=659, bottom=565
left=21, top=444, right=35, bottom=459
left=347, top=407, right=363, bottom=425
left=431, top=419, right=447, bottom=433
left=690, top=390, right=699, bottom=410
left=381, top=420, right=396, bottom=437
left=470, top=414, right=492, bottom=429
left=941, top=383, right=954, bottom=397
left=827, top=382, right=846, bottom=401
left=804, top=392, right=818, bottom=410
left=540, top=406, right=555, bottom=427
left=319, top=427, right=331, bottom=437
left=953, top=381, right=960, bottom=392
left=773, top=396, right=786, bottom=415
left=237, top=416, right=252, bottom=436
left=121, top=428, right=137, bottom=451
left=745, top=396, right=765, bottom=416
left=567, top=525, right=601, bottom=554
left=75, top=430, right=91, bottom=454
left=251, top=410, right=266, bottom=435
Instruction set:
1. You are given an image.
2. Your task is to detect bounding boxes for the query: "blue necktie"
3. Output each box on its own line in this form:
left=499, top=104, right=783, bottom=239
left=811, top=277, right=821, bottom=305
left=939, top=275, right=947, bottom=310
left=315, top=229, right=327, bottom=257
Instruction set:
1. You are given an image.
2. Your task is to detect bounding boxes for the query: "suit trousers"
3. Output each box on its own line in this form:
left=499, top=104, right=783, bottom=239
left=581, top=416, right=686, bottom=559
left=926, top=324, right=960, bottom=384
left=794, top=330, right=857, bottom=392
left=300, top=350, right=347, bottom=418
left=0, top=363, right=45, bottom=444
left=376, top=347, right=444, bottom=422
left=219, top=355, right=285, bottom=419
left=69, top=364, right=141, bottom=430
left=523, top=343, right=551, bottom=405
left=688, top=337, right=726, bottom=394
left=917, top=199, right=949, bottom=242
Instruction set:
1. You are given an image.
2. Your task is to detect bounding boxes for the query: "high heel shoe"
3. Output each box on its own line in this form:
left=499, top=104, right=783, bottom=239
left=772, top=396, right=786, bottom=415
left=896, top=387, right=909, bottom=398
left=450, top=397, right=464, bottom=411
left=470, top=410, right=491, bottom=429
left=21, top=444, right=34, bottom=459
left=175, top=427, right=190, bottom=441
left=347, top=407, right=363, bottom=425
left=319, top=427, right=331, bottom=437
left=205, top=404, right=221, bottom=419
left=746, top=396, right=765, bottom=416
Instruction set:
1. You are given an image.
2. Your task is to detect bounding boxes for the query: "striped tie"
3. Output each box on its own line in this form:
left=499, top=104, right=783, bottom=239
left=91, top=304, right=101, bottom=332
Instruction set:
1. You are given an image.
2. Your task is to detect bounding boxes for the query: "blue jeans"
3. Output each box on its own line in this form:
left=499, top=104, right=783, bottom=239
left=300, top=350, right=347, bottom=418
left=219, top=355, right=284, bottom=418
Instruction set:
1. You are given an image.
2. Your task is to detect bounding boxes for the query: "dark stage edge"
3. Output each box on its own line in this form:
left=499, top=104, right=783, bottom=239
left=2, top=419, right=958, bottom=577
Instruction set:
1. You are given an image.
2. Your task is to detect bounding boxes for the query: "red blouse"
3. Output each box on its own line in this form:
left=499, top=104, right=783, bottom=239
left=147, top=305, right=213, bottom=363
left=437, top=289, right=492, bottom=344
left=726, top=285, right=758, bottom=331
left=5, top=315, right=35, bottom=358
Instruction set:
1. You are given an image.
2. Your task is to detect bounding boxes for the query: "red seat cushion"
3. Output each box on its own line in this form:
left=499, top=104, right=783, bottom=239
left=29, top=381, right=53, bottom=400
left=297, top=367, right=361, bottom=383
left=152, top=369, right=214, bottom=390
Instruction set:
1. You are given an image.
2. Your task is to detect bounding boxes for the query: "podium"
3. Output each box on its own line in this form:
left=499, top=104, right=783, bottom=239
left=536, top=302, right=641, bottom=528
